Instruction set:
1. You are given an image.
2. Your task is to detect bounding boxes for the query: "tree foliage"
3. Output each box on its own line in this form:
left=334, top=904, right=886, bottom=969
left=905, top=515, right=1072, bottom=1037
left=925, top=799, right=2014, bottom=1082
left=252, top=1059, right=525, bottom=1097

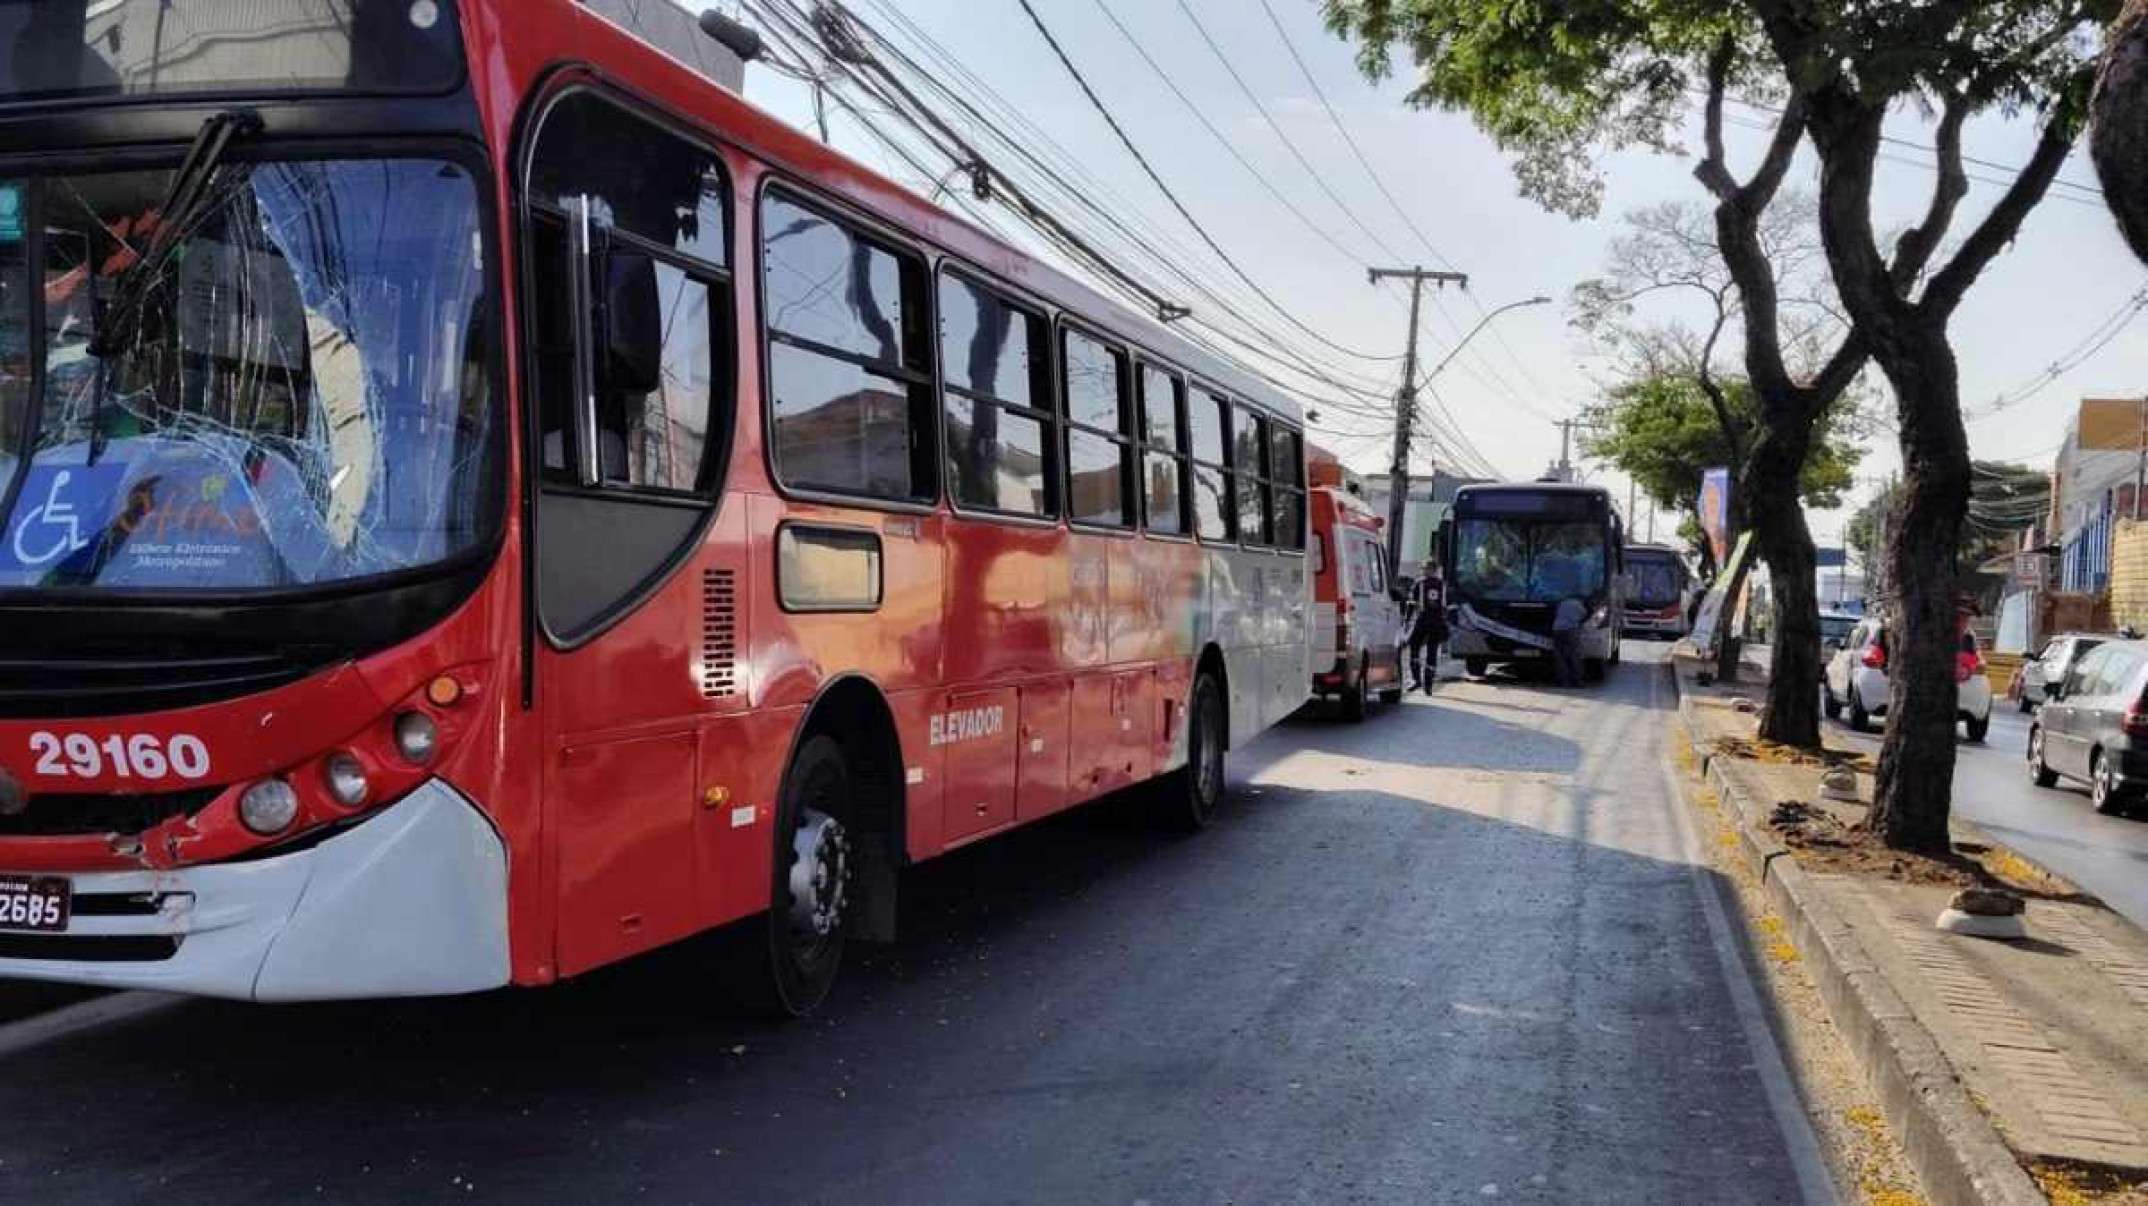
left=1584, top=373, right=1861, bottom=519
left=1326, top=0, right=2116, bottom=846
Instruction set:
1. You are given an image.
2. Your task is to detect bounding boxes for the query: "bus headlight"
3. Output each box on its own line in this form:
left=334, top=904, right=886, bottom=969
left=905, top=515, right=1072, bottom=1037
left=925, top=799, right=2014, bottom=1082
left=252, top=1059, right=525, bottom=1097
left=1588, top=604, right=1610, bottom=627
left=323, top=753, right=371, bottom=808
left=394, top=712, right=439, bottom=764
left=239, top=779, right=301, bottom=835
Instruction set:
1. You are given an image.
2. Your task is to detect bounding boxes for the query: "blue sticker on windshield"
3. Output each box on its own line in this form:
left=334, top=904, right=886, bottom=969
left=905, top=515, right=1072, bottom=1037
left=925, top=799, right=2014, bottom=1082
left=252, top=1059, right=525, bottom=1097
left=0, top=464, right=131, bottom=575
left=0, top=185, right=21, bottom=244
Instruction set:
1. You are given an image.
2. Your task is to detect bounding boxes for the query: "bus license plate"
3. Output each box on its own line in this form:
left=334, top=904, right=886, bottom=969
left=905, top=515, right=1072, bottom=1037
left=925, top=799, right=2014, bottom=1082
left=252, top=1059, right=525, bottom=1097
left=0, top=875, right=70, bottom=933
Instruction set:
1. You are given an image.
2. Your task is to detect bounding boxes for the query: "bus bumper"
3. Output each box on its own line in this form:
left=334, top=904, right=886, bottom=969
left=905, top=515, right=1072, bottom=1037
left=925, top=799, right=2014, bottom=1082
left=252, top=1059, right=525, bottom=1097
left=0, top=779, right=510, bottom=1002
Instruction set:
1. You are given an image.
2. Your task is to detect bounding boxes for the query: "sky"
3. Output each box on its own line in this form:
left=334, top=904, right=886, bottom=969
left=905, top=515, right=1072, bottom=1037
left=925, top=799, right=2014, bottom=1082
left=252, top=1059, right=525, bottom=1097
left=707, top=0, right=2148, bottom=550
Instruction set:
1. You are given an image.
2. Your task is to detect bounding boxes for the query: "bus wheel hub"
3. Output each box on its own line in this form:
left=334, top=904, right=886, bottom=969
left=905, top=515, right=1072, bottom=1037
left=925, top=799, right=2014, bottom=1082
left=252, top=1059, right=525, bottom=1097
left=788, top=809, right=850, bottom=936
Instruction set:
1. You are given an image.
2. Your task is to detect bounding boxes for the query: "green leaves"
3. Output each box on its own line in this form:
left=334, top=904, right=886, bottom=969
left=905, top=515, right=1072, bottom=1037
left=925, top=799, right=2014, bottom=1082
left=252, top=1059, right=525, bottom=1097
left=1581, top=372, right=1863, bottom=513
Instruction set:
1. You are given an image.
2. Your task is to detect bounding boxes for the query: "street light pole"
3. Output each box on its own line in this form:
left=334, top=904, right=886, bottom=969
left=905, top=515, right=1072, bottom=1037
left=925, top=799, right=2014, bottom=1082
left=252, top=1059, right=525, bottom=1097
left=1370, top=267, right=1468, bottom=574
left=1368, top=282, right=1551, bottom=573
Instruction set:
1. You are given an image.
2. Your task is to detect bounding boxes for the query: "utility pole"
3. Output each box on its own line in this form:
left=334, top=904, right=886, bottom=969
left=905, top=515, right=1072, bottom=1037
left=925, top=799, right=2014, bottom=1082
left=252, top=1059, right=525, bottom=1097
left=1553, top=418, right=1584, bottom=482
left=1369, top=266, right=1468, bottom=573
left=2134, top=394, right=2145, bottom=521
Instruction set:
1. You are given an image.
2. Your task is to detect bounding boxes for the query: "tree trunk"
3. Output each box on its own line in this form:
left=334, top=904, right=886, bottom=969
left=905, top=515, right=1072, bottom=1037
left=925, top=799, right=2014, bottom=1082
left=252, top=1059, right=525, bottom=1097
left=1867, top=325, right=1971, bottom=853
left=1713, top=493, right=1752, bottom=682
left=2092, top=0, right=2148, bottom=263
left=1745, top=427, right=1822, bottom=748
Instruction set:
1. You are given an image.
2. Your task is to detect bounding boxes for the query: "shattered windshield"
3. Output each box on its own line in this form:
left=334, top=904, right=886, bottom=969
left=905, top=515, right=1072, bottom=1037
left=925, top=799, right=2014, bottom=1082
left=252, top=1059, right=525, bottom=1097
left=0, top=157, right=498, bottom=591
left=1453, top=519, right=1606, bottom=605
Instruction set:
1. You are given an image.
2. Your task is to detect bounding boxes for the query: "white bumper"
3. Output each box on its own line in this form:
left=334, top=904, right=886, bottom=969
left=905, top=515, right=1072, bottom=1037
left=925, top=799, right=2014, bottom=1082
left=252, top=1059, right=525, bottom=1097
left=0, top=779, right=510, bottom=1002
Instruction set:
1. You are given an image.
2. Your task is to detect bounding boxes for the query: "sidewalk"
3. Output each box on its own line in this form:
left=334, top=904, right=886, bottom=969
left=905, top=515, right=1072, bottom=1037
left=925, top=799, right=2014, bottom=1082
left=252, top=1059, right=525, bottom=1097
left=1670, top=652, right=2148, bottom=1206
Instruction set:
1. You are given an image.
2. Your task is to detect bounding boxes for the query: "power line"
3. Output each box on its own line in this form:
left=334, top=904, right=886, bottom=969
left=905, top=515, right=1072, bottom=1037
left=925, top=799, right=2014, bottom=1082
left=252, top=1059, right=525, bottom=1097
left=1085, top=0, right=1410, bottom=317
left=1169, top=0, right=1409, bottom=267
left=1249, top=0, right=1457, bottom=272
left=1010, top=0, right=1399, bottom=364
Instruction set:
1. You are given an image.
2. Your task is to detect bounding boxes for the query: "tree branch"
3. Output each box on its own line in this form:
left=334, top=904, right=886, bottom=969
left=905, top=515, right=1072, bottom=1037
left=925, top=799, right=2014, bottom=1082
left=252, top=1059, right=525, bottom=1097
left=1890, top=94, right=1970, bottom=290
left=1920, top=101, right=2083, bottom=318
left=1694, top=35, right=1738, bottom=201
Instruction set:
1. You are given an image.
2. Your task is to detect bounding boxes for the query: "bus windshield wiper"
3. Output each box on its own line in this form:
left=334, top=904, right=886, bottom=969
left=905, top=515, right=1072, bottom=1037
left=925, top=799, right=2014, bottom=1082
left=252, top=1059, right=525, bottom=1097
left=88, top=109, right=262, bottom=360
left=86, top=109, right=261, bottom=461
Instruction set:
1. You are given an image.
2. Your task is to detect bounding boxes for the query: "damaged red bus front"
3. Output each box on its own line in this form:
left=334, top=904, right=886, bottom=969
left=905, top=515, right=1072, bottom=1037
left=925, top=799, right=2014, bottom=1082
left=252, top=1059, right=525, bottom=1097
left=0, top=0, right=521, bottom=998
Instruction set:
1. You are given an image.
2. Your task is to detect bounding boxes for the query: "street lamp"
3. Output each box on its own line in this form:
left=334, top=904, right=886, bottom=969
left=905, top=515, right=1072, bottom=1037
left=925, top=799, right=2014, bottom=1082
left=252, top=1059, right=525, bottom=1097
left=1422, top=294, right=1553, bottom=390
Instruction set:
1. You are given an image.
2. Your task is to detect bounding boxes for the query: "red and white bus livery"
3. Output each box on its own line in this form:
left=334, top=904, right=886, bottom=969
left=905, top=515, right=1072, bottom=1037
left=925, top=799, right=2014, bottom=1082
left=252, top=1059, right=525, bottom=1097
left=0, top=0, right=1310, bottom=1013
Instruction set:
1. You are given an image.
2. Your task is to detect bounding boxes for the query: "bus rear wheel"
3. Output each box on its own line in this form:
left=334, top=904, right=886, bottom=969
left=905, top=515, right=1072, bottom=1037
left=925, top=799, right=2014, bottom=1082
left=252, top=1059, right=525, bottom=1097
left=735, top=734, right=854, bottom=1017
left=1340, top=657, right=1369, bottom=723
left=1155, top=672, right=1226, bottom=832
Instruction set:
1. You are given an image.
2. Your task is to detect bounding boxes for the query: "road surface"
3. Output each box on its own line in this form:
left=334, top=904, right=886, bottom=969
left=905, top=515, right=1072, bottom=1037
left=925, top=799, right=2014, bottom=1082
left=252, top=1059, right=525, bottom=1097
left=0, top=646, right=1828, bottom=1204
left=1827, top=704, right=2148, bottom=930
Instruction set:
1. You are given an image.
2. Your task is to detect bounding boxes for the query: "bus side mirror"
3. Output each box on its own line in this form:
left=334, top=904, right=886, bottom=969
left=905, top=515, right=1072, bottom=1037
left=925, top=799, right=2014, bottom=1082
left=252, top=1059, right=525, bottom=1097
left=602, top=251, right=664, bottom=397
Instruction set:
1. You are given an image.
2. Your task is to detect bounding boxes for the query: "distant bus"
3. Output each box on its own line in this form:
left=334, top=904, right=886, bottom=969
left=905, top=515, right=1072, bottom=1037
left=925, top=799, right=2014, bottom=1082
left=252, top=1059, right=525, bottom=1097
left=1622, top=544, right=1692, bottom=639
left=1443, top=483, right=1626, bottom=681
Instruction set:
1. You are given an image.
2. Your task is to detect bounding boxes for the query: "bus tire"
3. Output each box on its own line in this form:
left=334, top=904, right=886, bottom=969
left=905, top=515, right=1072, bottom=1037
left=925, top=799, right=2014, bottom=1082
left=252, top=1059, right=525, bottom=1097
left=1341, top=657, right=1369, bottom=723
left=734, top=734, right=854, bottom=1018
left=1464, top=658, right=1487, bottom=678
left=1583, top=658, right=1606, bottom=683
left=1155, top=672, right=1226, bottom=832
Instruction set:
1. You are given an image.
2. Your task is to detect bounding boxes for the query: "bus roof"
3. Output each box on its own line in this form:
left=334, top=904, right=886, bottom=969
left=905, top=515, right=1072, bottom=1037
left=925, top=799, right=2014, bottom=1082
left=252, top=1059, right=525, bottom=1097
left=560, top=0, right=1305, bottom=428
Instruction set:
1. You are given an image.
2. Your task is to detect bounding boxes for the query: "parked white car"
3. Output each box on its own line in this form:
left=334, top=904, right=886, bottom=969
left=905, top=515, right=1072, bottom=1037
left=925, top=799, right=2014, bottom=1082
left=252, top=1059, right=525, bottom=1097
left=2013, top=633, right=2110, bottom=713
left=1822, top=618, right=1992, bottom=742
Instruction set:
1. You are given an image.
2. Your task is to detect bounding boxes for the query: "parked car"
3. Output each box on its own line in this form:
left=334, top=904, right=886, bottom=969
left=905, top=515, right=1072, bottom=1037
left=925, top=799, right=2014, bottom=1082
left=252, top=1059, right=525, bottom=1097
left=1822, top=618, right=1992, bottom=741
left=2013, top=633, right=2110, bottom=713
left=1817, top=611, right=1859, bottom=679
left=2027, top=638, right=2148, bottom=814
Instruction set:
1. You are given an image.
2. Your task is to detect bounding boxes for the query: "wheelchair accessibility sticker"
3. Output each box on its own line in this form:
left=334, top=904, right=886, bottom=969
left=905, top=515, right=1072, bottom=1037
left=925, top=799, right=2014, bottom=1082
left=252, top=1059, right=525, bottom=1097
left=1, top=464, right=129, bottom=573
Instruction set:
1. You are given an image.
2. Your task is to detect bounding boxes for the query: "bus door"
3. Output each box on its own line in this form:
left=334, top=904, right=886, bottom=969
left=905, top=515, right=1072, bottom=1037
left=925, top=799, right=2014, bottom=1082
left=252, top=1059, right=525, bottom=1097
left=522, top=92, right=741, bottom=976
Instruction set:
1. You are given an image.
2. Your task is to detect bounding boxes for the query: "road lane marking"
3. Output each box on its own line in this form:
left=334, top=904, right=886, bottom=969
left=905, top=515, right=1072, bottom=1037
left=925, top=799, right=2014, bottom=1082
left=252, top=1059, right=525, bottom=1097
left=1652, top=667, right=1842, bottom=1206
left=0, top=991, right=183, bottom=1060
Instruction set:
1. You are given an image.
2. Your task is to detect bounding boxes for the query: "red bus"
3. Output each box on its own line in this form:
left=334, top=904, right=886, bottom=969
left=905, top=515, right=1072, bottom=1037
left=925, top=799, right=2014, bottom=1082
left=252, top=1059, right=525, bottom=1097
left=0, top=0, right=1311, bottom=1014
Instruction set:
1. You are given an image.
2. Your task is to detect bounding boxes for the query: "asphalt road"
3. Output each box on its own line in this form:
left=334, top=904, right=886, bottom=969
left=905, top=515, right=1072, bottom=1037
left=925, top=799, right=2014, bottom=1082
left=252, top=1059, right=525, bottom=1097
left=1825, top=702, right=2148, bottom=930
left=0, top=646, right=1829, bottom=1205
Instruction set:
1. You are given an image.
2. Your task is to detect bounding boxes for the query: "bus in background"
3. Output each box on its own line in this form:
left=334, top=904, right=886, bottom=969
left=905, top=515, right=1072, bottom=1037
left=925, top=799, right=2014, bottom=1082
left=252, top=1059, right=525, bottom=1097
left=1444, top=483, right=1626, bottom=681
left=1622, top=544, right=1692, bottom=639
left=0, top=0, right=1310, bottom=1017
left=1308, top=474, right=1404, bottom=721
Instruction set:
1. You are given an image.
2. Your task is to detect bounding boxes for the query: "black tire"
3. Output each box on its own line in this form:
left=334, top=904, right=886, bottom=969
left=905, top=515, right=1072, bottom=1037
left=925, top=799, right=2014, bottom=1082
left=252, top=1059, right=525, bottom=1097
left=1340, top=657, right=1369, bottom=723
left=2028, top=726, right=2058, bottom=788
left=2091, top=751, right=2131, bottom=816
left=2018, top=694, right=2034, bottom=715
left=1821, top=680, right=1843, bottom=722
left=1964, top=713, right=1989, bottom=744
left=1583, top=658, right=1606, bottom=683
left=1155, top=672, right=1226, bottom=832
left=1377, top=678, right=1405, bottom=705
left=1848, top=692, right=1872, bottom=733
left=733, top=734, right=854, bottom=1018
left=1464, top=658, right=1487, bottom=678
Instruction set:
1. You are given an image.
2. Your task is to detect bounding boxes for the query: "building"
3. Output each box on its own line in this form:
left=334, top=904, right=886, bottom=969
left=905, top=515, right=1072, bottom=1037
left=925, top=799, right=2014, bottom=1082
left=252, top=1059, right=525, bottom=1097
left=2054, top=397, right=2148, bottom=593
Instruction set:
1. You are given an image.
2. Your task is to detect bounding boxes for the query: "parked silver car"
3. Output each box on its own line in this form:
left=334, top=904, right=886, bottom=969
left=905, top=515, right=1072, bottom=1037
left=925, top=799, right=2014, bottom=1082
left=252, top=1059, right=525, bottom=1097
left=2015, top=633, right=2111, bottom=713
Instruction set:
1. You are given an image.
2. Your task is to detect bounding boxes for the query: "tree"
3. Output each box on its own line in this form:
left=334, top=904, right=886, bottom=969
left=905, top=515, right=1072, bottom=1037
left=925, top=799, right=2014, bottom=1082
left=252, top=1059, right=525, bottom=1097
left=1322, top=3, right=1868, bottom=752
left=1324, top=0, right=2114, bottom=851
left=2093, top=1, right=2148, bottom=260
left=1584, top=373, right=1862, bottom=526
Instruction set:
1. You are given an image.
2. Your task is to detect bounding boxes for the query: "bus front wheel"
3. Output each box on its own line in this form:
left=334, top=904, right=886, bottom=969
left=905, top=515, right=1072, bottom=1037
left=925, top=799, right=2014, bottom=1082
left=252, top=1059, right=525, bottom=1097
left=733, top=734, right=854, bottom=1017
left=1155, top=672, right=1226, bottom=832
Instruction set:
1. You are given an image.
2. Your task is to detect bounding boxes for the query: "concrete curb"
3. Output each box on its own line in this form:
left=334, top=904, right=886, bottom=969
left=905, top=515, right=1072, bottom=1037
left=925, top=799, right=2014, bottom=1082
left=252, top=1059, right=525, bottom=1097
left=1666, top=665, right=2047, bottom=1206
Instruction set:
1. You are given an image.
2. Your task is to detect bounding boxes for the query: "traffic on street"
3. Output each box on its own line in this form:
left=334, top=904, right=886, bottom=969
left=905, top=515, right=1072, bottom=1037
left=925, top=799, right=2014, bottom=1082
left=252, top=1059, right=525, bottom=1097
left=6, top=1, right=2148, bottom=1203
left=0, top=648, right=1835, bottom=1205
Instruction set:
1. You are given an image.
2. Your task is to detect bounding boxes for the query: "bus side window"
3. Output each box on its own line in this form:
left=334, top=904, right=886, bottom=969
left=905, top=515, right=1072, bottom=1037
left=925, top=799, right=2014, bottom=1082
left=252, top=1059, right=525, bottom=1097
left=1138, top=362, right=1189, bottom=535
left=1235, top=404, right=1271, bottom=546
left=1190, top=391, right=1233, bottom=542
left=1269, top=425, right=1305, bottom=551
left=1062, top=326, right=1133, bottom=528
left=939, top=270, right=1054, bottom=517
left=761, top=190, right=935, bottom=504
